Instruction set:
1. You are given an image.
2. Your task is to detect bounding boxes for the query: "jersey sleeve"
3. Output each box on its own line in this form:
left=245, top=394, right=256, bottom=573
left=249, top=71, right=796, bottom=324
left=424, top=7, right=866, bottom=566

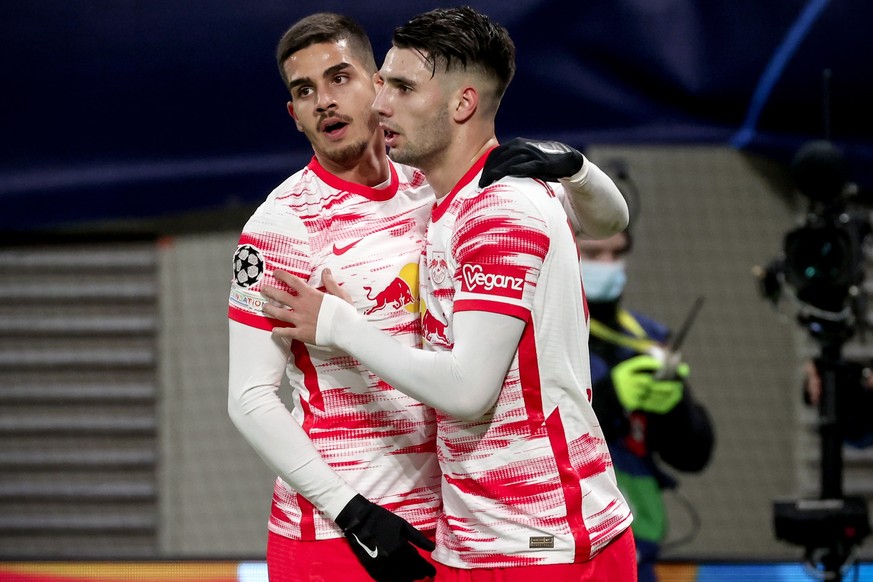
left=451, top=182, right=552, bottom=320
left=559, top=156, right=629, bottom=239
left=227, top=319, right=358, bottom=519
left=317, top=295, right=525, bottom=420
left=228, top=197, right=314, bottom=331
left=227, top=197, right=359, bottom=520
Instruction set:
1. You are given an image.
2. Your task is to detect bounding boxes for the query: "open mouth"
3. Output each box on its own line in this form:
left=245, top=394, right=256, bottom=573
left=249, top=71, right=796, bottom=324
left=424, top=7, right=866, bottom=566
left=382, top=126, right=400, bottom=147
left=322, top=120, right=348, bottom=135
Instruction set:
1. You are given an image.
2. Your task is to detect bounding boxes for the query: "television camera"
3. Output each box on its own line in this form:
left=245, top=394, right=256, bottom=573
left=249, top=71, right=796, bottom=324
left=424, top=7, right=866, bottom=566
left=756, top=139, right=872, bottom=580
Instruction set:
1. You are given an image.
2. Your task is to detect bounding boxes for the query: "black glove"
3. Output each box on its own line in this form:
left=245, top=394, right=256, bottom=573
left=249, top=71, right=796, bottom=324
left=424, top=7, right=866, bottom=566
left=479, top=137, right=586, bottom=187
left=335, top=494, right=436, bottom=582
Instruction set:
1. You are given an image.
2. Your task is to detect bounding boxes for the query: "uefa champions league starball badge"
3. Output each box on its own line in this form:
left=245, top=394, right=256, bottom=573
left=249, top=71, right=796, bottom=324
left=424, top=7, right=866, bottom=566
left=233, top=244, right=265, bottom=288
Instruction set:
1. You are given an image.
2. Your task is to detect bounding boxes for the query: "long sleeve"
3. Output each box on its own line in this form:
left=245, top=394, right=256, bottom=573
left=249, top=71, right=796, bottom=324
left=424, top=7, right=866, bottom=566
left=560, top=156, right=629, bottom=239
left=227, top=320, right=357, bottom=520
left=315, top=294, right=526, bottom=421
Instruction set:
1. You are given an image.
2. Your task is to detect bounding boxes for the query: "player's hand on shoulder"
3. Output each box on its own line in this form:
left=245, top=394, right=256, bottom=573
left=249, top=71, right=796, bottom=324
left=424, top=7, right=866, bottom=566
left=261, top=270, right=323, bottom=344
left=479, top=137, right=585, bottom=188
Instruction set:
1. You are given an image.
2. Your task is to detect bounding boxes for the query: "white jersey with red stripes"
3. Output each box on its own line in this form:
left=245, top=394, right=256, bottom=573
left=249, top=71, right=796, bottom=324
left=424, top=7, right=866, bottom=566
left=228, top=156, right=441, bottom=540
left=420, top=152, right=632, bottom=568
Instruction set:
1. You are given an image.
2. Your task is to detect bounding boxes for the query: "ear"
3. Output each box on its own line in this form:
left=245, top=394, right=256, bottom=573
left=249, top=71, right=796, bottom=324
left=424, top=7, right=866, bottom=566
left=452, top=86, right=478, bottom=123
left=287, top=101, right=303, bottom=132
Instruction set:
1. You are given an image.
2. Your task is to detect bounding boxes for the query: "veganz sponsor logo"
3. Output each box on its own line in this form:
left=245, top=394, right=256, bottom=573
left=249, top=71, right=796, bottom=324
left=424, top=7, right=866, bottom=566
left=529, top=536, right=554, bottom=549
left=461, top=264, right=523, bottom=293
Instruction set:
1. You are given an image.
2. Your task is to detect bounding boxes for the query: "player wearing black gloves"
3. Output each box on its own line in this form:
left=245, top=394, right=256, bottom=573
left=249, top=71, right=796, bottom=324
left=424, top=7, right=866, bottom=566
left=480, top=137, right=586, bottom=186
left=481, top=138, right=627, bottom=239
left=335, top=495, right=436, bottom=582
left=229, top=12, right=631, bottom=581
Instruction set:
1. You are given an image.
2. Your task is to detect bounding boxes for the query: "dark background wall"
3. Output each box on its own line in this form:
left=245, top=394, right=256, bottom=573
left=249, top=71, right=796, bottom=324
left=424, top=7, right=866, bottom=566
left=1, top=0, right=871, bottom=231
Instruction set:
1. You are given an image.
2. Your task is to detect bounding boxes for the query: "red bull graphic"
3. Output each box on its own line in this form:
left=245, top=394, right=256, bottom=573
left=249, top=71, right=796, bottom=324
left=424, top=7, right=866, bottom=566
left=363, top=277, right=414, bottom=315
left=421, top=308, right=450, bottom=346
left=362, top=263, right=419, bottom=315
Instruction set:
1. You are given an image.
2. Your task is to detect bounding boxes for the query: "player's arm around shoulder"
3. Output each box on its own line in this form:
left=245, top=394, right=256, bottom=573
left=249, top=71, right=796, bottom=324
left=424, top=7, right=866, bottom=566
left=478, top=138, right=628, bottom=239
left=556, top=161, right=627, bottom=240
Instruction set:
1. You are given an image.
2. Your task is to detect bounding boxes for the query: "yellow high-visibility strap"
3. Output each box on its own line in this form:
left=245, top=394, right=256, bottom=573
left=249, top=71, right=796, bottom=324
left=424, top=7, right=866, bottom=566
left=589, top=309, right=658, bottom=354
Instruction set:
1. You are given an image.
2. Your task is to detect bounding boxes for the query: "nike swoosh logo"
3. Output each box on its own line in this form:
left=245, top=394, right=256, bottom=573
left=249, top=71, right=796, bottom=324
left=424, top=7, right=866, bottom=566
left=333, top=239, right=364, bottom=255
left=351, top=533, right=379, bottom=558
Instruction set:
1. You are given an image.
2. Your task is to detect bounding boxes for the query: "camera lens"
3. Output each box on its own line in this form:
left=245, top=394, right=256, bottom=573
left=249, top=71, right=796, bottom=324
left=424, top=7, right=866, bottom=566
left=783, top=223, right=856, bottom=313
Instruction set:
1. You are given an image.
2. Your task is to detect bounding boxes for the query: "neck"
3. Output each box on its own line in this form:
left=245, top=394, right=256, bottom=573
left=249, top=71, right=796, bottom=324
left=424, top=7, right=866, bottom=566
left=315, top=135, right=390, bottom=187
left=427, top=132, right=499, bottom=199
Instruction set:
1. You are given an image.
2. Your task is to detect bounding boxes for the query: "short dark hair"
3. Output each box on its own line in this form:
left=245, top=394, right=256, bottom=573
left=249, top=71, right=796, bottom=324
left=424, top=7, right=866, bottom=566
left=392, top=6, right=515, bottom=101
left=275, top=12, right=377, bottom=90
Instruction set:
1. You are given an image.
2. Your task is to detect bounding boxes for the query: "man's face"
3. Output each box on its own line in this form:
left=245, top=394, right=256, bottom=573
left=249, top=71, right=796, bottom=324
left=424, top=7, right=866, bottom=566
left=283, top=40, right=380, bottom=165
left=371, top=46, right=452, bottom=170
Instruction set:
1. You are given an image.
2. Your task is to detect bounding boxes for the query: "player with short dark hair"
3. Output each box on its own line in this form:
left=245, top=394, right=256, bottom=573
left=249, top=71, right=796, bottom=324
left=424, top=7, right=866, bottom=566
left=230, top=10, right=629, bottom=582
left=229, top=12, right=440, bottom=582
left=261, top=7, right=635, bottom=580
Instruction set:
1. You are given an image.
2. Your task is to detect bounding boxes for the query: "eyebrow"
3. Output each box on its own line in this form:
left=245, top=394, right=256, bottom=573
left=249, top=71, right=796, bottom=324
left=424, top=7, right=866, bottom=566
left=287, top=62, right=353, bottom=92
left=381, top=72, right=418, bottom=88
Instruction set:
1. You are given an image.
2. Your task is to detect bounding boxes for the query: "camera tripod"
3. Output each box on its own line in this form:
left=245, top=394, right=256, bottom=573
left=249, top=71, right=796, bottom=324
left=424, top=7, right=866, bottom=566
left=773, top=337, right=870, bottom=581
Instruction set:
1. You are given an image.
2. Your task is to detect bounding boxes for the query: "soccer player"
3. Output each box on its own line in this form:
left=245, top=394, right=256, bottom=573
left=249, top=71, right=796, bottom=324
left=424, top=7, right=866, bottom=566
left=261, top=6, right=636, bottom=581
left=228, top=13, right=440, bottom=582
left=230, top=10, right=628, bottom=582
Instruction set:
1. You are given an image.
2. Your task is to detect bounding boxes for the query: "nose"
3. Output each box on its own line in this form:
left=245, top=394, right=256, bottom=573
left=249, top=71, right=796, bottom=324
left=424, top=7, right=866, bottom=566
left=315, top=88, right=336, bottom=112
left=371, top=85, right=390, bottom=117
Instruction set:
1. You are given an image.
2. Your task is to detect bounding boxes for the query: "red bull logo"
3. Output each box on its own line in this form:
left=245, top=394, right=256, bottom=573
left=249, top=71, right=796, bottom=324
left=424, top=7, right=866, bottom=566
left=363, top=277, right=414, bottom=315
left=421, top=308, right=450, bottom=346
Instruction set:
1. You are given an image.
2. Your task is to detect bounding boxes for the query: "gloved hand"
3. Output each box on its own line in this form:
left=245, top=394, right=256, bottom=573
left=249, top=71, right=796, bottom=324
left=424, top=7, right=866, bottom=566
left=335, top=494, right=436, bottom=582
left=611, top=354, right=689, bottom=414
left=479, top=137, right=585, bottom=187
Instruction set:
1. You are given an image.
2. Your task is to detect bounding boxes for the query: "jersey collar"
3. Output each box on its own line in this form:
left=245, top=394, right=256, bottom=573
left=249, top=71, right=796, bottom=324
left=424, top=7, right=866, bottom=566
left=431, top=146, right=498, bottom=223
left=307, top=156, right=399, bottom=201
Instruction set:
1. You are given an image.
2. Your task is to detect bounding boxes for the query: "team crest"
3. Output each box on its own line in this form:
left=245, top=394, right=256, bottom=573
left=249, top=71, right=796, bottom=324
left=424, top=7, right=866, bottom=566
left=428, top=251, right=449, bottom=285
left=233, top=244, right=265, bottom=288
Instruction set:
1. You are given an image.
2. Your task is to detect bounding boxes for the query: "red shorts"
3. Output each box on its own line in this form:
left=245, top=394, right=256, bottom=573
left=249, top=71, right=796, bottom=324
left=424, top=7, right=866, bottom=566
left=267, top=530, right=438, bottom=582
left=433, top=527, right=637, bottom=582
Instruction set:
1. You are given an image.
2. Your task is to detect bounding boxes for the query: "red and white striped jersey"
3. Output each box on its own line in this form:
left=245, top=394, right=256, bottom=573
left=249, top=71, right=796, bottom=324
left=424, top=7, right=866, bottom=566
left=228, top=156, right=441, bottom=540
left=420, top=153, right=632, bottom=568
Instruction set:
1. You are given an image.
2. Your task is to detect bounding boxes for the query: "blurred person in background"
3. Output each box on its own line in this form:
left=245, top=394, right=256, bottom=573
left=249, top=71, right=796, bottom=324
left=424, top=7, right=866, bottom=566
left=578, top=193, right=715, bottom=581
left=803, top=359, right=873, bottom=448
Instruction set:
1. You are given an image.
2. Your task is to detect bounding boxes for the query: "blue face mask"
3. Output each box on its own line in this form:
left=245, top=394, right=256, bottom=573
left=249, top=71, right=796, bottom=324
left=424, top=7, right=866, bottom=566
left=580, top=260, right=627, bottom=302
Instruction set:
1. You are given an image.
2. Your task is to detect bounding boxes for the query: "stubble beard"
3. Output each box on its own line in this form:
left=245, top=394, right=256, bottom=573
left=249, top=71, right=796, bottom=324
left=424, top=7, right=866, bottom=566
left=315, top=113, right=380, bottom=167
left=387, top=107, right=451, bottom=170
left=329, top=138, right=370, bottom=166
